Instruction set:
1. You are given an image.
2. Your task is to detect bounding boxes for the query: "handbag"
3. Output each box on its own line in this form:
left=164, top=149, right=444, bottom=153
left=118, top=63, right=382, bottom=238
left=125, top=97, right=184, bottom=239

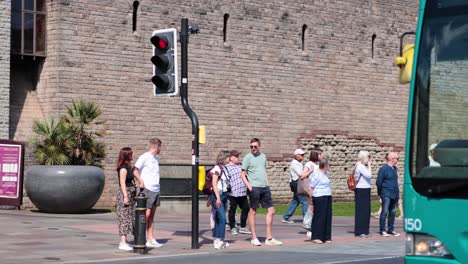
left=289, top=180, right=298, bottom=193
left=297, top=177, right=311, bottom=196
left=347, top=164, right=362, bottom=191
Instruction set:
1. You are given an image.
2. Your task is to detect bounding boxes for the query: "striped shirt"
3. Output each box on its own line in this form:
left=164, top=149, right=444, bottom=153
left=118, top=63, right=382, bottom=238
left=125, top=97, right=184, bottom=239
left=224, top=162, right=247, bottom=197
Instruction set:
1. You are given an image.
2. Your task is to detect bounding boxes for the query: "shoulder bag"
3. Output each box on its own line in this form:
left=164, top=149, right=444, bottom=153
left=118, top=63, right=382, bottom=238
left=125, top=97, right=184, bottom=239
left=347, top=164, right=362, bottom=191
left=297, top=177, right=311, bottom=196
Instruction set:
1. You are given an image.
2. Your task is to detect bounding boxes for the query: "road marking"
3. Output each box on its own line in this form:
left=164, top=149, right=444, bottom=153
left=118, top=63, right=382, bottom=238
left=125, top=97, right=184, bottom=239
left=63, top=251, right=214, bottom=264
left=321, top=256, right=402, bottom=264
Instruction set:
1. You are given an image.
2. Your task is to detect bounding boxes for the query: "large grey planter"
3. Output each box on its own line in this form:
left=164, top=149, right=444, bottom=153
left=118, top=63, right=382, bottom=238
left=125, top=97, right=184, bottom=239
left=25, top=165, right=105, bottom=213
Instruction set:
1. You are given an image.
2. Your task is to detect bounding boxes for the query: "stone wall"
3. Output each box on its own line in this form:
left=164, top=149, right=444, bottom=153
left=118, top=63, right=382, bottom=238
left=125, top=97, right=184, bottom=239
left=6, top=0, right=418, bottom=208
left=0, top=0, right=10, bottom=138
left=268, top=131, right=403, bottom=204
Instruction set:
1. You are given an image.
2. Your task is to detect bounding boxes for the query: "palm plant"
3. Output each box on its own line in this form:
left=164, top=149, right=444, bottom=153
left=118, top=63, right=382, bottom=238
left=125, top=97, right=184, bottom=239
left=31, top=100, right=106, bottom=167
left=32, top=118, right=74, bottom=165
left=62, top=100, right=106, bottom=166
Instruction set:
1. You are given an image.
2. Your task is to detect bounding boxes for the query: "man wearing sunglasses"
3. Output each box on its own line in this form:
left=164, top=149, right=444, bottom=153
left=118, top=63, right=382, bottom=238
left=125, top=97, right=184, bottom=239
left=241, top=138, right=283, bottom=246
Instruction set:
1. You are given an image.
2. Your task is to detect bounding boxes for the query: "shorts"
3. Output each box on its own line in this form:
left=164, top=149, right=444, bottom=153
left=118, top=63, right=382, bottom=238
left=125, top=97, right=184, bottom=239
left=248, top=186, right=273, bottom=209
left=142, top=188, right=161, bottom=208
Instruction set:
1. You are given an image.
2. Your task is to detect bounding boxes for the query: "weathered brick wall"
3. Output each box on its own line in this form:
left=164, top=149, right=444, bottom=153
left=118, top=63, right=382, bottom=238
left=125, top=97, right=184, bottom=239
left=10, top=1, right=79, bottom=208
left=9, top=0, right=418, bottom=208
left=9, top=0, right=62, bottom=145
left=269, top=131, right=404, bottom=204
left=0, top=0, right=10, bottom=138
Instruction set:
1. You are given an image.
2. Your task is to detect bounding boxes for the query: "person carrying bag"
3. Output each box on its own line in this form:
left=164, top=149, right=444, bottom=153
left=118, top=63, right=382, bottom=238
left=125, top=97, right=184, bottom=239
left=282, top=149, right=308, bottom=224
left=347, top=165, right=362, bottom=191
left=299, top=150, right=322, bottom=231
left=353, top=151, right=373, bottom=237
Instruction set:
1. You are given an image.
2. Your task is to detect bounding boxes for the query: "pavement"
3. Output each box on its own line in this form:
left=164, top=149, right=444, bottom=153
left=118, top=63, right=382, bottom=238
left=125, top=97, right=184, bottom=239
left=0, top=209, right=405, bottom=264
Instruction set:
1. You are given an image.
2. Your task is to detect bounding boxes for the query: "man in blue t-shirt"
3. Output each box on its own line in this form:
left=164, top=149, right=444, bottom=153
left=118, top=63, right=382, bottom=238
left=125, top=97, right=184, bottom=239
left=376, top=152, right=401, bottom=237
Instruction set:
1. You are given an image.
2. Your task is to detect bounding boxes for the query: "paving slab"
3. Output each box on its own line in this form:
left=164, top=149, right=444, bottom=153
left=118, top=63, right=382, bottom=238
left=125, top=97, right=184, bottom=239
left=0, top=209, right=404, bottom=264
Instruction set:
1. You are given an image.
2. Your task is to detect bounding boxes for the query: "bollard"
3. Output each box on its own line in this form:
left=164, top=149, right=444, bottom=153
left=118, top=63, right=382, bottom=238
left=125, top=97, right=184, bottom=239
left=133, top=191, right=147, bottom=254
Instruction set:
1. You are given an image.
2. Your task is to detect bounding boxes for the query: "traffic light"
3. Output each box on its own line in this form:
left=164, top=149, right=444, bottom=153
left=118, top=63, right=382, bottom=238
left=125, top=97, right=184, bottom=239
left=151, top=28, right=178, bottom=96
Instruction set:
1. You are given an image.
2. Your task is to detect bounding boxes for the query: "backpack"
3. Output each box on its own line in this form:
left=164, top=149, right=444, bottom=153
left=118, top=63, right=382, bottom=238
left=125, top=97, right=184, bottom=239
left=347, top=164, right=362, bottom=191
left=202, top=166, right=215, bottom=195
left=202, top=165, right=226, bottom=195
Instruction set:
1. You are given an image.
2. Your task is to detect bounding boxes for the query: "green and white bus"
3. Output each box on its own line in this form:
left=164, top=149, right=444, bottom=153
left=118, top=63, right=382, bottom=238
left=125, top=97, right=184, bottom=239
left=396, top=0, right=468, bottom=263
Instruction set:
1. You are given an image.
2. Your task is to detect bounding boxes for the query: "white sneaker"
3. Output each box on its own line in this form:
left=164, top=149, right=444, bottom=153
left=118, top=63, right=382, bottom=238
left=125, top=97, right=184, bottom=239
left=389, top=231, right=400, bottom=237
left=238, top=227, right=251, bottom=234
left=118, top=242, right=133, bottom=251
left=380, top=231, right=390, bottom=237
left=214, top=240, right=230, bottom=249
left=281, top=219, right=294, bottom=224
left=265, top=238, right=283, bottom=246
left=146, top=239, right=164, bottom=248
left=306, top=231, right=312, bottom=239
left=231, top=228, right=239, bottom=235
left=250, top=238, right=262, bottom=246
left=214, top=240, right=223, bottom=249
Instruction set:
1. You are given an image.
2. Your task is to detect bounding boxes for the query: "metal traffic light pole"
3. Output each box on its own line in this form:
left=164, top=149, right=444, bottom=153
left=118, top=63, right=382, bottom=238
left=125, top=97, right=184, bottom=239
left=180, top=18, right=200, bottom=250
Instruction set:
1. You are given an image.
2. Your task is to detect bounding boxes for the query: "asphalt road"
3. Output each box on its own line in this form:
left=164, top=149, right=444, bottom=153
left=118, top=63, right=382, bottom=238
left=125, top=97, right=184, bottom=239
left=78, top=251, right=404, bottom=264
left=75, top=240, right=405, bottom=264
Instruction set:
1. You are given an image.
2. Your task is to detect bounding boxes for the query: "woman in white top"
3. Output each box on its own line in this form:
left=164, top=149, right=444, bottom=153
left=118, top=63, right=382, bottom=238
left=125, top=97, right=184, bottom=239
left=354, top=150, right=372, bottom=237
left=301, top=149, right=322, bottom=229
left=210, top=150, right=231, bottom=249
left=309, top=159, right=332, bottom=244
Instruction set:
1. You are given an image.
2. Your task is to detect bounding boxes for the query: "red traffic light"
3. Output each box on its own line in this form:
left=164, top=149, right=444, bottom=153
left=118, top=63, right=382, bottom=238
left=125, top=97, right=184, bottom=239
left=151, top=28, right=178, bottom=96
left=158, top=39, right=167, bottom=49
left=151, top=35, right=170, bottom=51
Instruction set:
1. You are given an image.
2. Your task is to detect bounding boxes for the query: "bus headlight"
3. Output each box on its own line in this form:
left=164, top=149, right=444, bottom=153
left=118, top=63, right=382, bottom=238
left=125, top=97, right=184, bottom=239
left=406, top=233, right=454, bottom=258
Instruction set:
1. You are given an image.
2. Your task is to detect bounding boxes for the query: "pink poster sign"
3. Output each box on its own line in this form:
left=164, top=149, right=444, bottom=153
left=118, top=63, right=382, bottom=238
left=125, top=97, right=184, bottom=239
left=0, top=144, right=22, bottom=199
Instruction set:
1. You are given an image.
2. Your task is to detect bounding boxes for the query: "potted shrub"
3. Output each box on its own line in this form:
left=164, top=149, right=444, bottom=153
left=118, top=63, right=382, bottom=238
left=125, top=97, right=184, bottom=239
left=25, top=100, right=106, bottom=213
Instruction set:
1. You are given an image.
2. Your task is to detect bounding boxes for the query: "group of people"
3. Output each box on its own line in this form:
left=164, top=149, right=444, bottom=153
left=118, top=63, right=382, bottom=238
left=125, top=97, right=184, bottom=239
left=115, top=138, right=164, bottom=251
left=283, top=149, right=402, bottom=243
left=114, top=137, right=403, bottom=251
left=115, top=137, right=284, bottom=251
left=282, top=149, right=333, bottom=243
left=207, top=138, right=283, bottom=249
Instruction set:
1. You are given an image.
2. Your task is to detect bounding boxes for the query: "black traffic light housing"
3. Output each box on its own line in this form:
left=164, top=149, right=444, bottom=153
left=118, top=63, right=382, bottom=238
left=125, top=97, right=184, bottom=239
left=151, top=28, right=178, bottom=96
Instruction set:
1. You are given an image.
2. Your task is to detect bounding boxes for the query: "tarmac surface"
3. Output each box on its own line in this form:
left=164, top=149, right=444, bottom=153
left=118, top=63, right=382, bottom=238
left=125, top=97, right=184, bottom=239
left=0, top=209, right=405, bottom=264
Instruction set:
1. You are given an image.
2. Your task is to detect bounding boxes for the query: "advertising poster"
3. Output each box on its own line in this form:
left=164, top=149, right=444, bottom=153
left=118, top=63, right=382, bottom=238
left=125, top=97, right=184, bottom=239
left=0, top=140, right=25, bottom=207
left=0, top=144, right=22, bottom=198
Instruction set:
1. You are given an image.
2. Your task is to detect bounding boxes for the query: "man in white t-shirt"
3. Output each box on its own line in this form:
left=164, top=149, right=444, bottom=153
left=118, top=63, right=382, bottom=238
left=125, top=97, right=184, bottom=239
left=134, top=138, right=163, bottom=248
left=282, top=149, right=307, bottom=224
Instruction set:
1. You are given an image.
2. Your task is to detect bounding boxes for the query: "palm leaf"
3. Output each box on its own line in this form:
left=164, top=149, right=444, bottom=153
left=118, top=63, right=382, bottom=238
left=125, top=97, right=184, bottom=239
left=31, top=100, right=106, bottom=167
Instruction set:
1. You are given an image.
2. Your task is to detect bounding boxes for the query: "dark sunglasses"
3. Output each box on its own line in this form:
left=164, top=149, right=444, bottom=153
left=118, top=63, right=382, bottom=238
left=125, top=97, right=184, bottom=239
left=250, top=145, right=258, bottom=149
